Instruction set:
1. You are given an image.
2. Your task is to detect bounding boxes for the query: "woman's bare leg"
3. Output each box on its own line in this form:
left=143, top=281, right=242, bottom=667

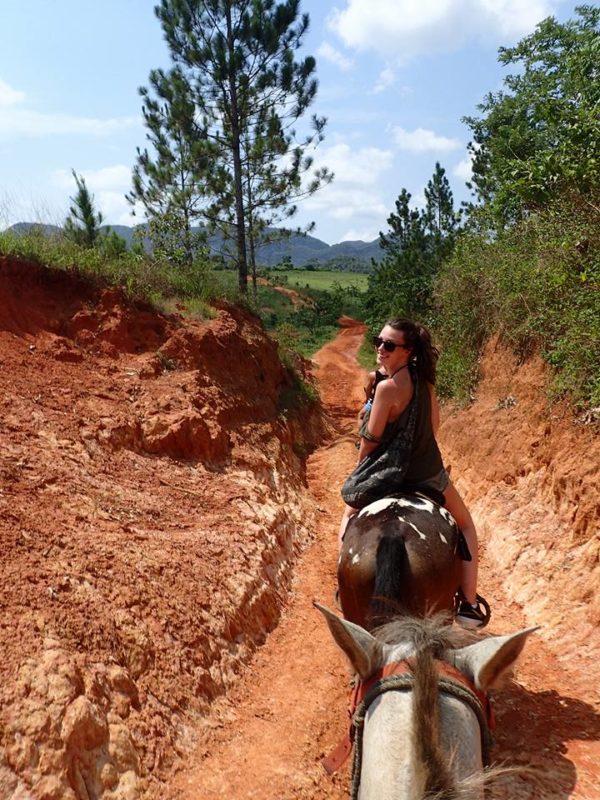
left=443, top=480, right=478, bottom=604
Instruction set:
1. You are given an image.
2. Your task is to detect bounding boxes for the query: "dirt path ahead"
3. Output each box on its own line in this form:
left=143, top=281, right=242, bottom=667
left=167, top=321, right=600, bottom=800
left=167, top=320, right=366, bottom=800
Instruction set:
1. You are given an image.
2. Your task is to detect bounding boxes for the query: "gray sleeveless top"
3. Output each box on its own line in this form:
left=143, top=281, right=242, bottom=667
left=359, top=374, right=443, bottom=484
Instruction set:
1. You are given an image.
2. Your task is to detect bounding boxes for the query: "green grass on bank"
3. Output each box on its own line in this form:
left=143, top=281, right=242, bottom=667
left=356, top=335, right=377, bottom=372
left=0, top=228, right=229, bottom=319
left=0, top=229, right=367, bottom=362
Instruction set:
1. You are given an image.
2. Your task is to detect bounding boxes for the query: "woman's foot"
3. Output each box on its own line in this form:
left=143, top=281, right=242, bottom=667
left=455, top=594, right=491, bottom=629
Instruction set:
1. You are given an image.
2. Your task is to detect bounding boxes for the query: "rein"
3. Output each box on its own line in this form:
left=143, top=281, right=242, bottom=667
left=323, top=659, right=495, bottom=799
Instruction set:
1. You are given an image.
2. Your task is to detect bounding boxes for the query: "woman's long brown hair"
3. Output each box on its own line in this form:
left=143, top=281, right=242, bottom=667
left=386, top=318, right=439, bottom=385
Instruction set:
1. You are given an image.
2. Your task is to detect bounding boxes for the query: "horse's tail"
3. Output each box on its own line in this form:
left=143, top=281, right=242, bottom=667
left=369, top=534, right=411, bottom=625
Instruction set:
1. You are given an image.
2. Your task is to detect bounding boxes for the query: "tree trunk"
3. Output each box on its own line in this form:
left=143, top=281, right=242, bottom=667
left=226, top=7, right=248, bottom=294
left=246, top=166, right=258, bottom=300
left=249, top=224, right=257, bottom=301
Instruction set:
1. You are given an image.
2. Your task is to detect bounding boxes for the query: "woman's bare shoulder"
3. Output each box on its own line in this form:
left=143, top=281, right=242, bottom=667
left=377, top=375, right=411, bottom=399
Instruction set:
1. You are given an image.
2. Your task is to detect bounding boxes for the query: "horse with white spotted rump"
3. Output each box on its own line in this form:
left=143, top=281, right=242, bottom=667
left=338, top=492, right=462, bottom=630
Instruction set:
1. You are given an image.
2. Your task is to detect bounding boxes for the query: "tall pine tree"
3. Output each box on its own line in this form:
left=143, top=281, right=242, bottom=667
left=130, top=0, right=330, bottom=293
left=366, top=164, right=459, bottom=323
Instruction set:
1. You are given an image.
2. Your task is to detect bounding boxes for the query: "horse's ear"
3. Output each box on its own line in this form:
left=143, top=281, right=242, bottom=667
left=450, top=627, right=539, bottom=691
left=314, top=602, right=383, bottom=680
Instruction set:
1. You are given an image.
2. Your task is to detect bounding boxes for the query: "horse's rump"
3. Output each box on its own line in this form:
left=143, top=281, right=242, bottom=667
left=338, top=493, right=461, bottom=629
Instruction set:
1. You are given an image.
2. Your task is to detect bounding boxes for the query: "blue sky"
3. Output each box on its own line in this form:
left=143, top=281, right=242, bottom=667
left=0, top=0, right=579, bottom=245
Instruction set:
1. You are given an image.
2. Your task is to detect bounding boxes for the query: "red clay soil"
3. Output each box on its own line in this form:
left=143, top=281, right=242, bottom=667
left=168, top=325, right=600, bottom=800
left=165, top=325, right=600, bottom=800
left=1, top=255, right=599, bottom=800
left=0, top=256, right=327, bottom=800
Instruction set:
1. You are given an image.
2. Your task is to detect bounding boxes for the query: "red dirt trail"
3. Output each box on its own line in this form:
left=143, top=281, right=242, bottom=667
left=167, top=320, right=600, bottom=800
left=0, top=258, right=598, bottom=800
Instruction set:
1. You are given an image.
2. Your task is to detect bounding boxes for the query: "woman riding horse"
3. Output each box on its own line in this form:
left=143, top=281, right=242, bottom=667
left=338, top=319, right=488, bottom=628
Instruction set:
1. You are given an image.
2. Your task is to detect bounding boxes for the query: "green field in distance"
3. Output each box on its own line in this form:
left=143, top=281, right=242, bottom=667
left=272, top=269, right=369, bottom=292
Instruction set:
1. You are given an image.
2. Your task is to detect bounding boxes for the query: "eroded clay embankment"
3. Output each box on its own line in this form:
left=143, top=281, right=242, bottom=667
left=0, top=257, right=329, bottom=800
left=440, top=337, right=600, bottom=674
left=163, top=320, right=600, bottom=800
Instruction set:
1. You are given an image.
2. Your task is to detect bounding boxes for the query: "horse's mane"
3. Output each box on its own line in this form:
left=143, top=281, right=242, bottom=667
left=373, top=613, right=477, bottom=655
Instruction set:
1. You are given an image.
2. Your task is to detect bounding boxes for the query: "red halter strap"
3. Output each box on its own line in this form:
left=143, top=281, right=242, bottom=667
left=322, top=658, right=494, bottom=775
left=322, top=660, right=412, bottom=775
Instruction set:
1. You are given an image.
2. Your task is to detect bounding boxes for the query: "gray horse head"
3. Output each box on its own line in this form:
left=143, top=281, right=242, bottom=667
left=316, top=603, right=537, bottom=800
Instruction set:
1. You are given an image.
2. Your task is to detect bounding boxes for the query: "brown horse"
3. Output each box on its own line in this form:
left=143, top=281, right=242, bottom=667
left=338, top=493, right=462, bottom=629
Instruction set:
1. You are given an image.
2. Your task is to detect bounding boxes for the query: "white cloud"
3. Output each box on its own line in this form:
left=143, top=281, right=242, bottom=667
left=453, top=154, right=474, bottom=181
left=392, top=127, right=462, bottom=152
left=53, top=165, right=132, bottom=191
left=317, top=42, right=354, bottom=71
left=52, top=166, right=136, bottom=225
left=0, top=78, right=25, bottom=107
left=328, top=0, right=559, bottom=58
left=317, top=189, right=388, bottom=221
left=302, top=141, right=392, bottom=230
left=314, top=141, right=394, bottom=185
left=479, top=0, right=558, bottom=36
left=97, top=191, right=137, bottom=225
left=372, top=66, right=395, bottom=94
left=341, top=226, right=381, bottom=241
left=0, top=108, right=138, bottom=139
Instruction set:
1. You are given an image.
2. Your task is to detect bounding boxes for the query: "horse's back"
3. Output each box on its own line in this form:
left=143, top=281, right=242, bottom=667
left=338, top=494, right=461, bottom=628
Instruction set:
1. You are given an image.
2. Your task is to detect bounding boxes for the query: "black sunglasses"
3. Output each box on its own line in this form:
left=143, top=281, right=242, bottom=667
left=372, top=336, right=407, bottom=352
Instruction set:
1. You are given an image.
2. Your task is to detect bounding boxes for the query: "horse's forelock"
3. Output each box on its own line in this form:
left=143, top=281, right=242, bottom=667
left=372, top=616, right=479, bottom=796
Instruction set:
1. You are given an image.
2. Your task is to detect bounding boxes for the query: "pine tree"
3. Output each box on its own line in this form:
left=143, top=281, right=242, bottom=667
left=130, top=0, right=330, bottom=293
left=423, top=162, right=460, bottom=269
left=64, top=170, right=104, bottom=248
left=366, top=165, right=460, bottom=323
left=128, top=66, right=209, bottom=267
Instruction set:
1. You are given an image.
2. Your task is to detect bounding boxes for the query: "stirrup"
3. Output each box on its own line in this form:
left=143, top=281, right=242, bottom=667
left=333, top=588, right=341, bottom=610
left=454, top=591, right=491, bottom=629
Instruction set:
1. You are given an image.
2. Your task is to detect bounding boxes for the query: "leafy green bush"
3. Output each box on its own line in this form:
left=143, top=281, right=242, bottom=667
left=434, top=196, right=600, bottom=407
left=465, top=7, right=600, bottom=228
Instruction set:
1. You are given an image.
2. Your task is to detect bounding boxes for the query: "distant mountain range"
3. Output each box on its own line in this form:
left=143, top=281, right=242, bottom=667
left=6, top=223, right=383, bottom=272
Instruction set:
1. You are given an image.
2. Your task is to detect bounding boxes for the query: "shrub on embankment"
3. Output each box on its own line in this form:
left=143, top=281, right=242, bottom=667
left=434, top=196, right=600, bottom=409
left=0, top=227, right=226, bottom=315
left=404, top=7, right=600, bottom=412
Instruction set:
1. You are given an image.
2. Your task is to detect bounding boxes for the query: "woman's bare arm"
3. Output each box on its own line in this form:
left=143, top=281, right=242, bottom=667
left=357, top=437, right=379, bottom=461
left=357, top=380, right=411, bottom=462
